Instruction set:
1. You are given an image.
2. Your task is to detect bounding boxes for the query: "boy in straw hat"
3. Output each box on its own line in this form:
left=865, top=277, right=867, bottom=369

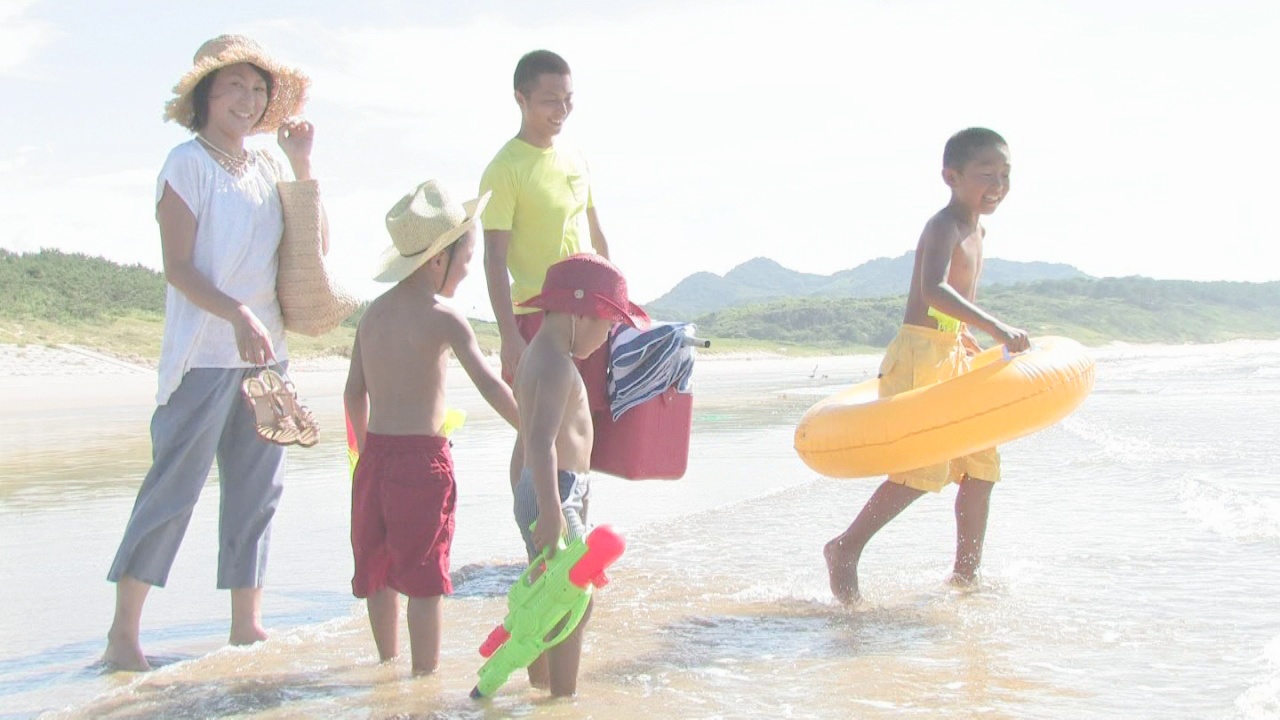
left=512, top=253, right=649, bottom=696
left=344, top=181, right=518, bottom=675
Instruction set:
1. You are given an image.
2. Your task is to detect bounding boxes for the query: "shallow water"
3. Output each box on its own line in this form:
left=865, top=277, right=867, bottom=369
left=2, top=343, right=1278, bottom=719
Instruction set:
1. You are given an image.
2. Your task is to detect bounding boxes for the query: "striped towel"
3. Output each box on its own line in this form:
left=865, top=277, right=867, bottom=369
left=607, top=322, right=696, bottom=420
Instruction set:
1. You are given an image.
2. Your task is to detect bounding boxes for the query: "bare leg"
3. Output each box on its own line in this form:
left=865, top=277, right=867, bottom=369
left=527, top=593, right=593, bottom=691
left=229, top=588, right=269, bottom=645
left=102, top=575, right=152, bottom=671
left=950, top=476, right=994, bottom=585
left=825, top=481, right=925, bottom=604
left=547, top=599, right=593, bottom=697
left=526, top=655, right=550, bottom=690
left=406, top=595, right=443, bottom=675
left=366, top=587, right=399, bottom=662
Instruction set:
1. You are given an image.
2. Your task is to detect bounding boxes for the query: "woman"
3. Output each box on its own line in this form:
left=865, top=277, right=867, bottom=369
left=102, top=34, right=322, bottom=671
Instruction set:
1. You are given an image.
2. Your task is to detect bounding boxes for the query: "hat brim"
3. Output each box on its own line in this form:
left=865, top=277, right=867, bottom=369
left=372, top=193, right=491, bottom=283
left=165, top=49, right=310, bottom=134
left=519, top=290, right=650, bottom=329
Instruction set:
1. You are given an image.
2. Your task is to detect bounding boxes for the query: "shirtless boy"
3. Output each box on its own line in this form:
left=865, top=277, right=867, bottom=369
left=824, top=127, right=1031, bottom=604
left=511, top=253, right=649, bottom=695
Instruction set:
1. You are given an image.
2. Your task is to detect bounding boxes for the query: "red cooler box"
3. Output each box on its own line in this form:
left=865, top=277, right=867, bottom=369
left=591, top=387, right=693, bottom=480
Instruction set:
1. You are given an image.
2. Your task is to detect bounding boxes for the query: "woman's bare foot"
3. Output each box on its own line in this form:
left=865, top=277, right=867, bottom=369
left=102, top=631, right=151, bottom=672
left=229, top=588, right=268, bottom=646
left=945, top=570, right=980, bottom=589
left=824, top=538, right=861, bottom=605
left=229, top=622, right=269, bottom=646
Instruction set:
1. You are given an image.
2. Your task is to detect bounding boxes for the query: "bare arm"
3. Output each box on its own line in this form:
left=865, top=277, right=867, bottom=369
left=445, top=309, right=519, bottom=429
left=320, top=207, right=330, bottom=255
left=960, top=254, right=986, bottom=353
left=918, top=222, right=1028, bottom=351
left=157, top=185, right=275, bottom=365
left=484, top=228, right=526, bottom=379
left=587, top=206, right=609, bottom=260
left=343, top=331, right=368, bottom=454
left=277, top=119, right=329, bottom=254
left=521, top=361, right=574, bottom=557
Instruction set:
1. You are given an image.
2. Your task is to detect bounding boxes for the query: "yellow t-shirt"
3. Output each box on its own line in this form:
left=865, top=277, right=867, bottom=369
left=479, top=138, right=595, bottom=312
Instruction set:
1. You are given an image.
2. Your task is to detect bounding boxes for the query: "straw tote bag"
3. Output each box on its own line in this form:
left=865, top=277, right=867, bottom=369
left=275, top=179, right=359, bottom=336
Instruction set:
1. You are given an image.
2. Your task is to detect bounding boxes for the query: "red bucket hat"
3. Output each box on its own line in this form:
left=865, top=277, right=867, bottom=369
left=519, top=254, right=650, bottom=328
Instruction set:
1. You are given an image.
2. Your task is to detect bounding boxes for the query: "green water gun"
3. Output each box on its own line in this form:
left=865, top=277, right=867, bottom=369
left=470, top=524, right=626, bottom=699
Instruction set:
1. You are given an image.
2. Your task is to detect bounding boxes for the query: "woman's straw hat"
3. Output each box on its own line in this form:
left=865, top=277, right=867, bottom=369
left=164, top=34, right=309, bottom=134
left=375, top=181, right=491, bottom=283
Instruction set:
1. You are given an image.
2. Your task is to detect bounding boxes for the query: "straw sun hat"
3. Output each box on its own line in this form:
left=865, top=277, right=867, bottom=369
left=375, top=181, right=491, bottom=283
left=164, top=34, right=310, bottom=134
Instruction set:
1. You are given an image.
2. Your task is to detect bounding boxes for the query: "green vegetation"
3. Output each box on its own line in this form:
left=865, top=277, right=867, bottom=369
left=0, top=249, right=498, bottom=363
left=695, top=276, right=1280, bottom=349
left=3, top=250, right=1278, bottom=362
left=1, top=248, right=166, bottom=322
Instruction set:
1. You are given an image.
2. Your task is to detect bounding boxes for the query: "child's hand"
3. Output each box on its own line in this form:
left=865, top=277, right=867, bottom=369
left=500, top=334, right=529, bottom=384
left=532, top=510, right=567, bottom=559
left=960, top=329, right=982, bottom=356
left=993, top=322, right=1031, bottom=353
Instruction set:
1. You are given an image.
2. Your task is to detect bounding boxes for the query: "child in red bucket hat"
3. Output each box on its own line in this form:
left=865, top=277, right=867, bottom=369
left=510, top=253, right=646, bottom=696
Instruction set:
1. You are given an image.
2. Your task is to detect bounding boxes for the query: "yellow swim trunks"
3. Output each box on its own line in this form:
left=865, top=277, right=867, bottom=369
left=877, top=323, right=1001, bottom=493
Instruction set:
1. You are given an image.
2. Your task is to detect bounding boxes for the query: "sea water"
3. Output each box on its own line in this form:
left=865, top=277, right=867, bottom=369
left=1, top=342, right=1278, bottom=719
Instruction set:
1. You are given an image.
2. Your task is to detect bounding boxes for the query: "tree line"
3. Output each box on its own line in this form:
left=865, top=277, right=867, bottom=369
left=5, top=249, right=1279, bottom=347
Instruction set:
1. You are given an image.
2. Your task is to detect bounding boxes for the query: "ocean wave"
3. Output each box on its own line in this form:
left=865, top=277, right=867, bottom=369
left=1094, top=340, right=1280, bottom=385
left=1235, top=634, right=1280, bottom=719
left=1058, top=416, right=1206, bottom=465
left=1178, top=478, right=1280, bottom=543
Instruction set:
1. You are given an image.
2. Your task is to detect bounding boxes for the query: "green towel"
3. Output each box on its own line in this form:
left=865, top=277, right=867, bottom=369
left=927, top=307, right=962, bottom=333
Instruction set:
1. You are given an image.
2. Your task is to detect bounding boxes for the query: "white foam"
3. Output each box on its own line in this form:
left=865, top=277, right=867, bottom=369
left=1179, top=478, right=1280, bottom=543
left=1236, top=634, right=1280, bottom=719
left=1058, top=416, right=1206, bottom=465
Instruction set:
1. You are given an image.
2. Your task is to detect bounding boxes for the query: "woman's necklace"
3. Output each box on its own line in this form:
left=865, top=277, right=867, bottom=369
left=196, top=134, right=255, bottom=176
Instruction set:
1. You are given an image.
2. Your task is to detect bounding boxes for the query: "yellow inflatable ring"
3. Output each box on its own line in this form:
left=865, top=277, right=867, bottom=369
left=794, top=336, right=1096, bottom=479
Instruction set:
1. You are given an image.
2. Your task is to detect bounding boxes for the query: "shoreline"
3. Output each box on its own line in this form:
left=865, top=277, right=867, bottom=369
left=2, top=336, right=1276, bottom=379
left=0, top=342, right=880, bottom=377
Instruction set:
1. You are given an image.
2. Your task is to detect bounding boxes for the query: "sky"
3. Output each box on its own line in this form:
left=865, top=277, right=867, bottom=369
left=2, top=0, right=1278, bottom=320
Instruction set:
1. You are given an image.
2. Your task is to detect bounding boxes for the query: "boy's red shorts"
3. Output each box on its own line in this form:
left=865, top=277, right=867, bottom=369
left=350, top=433, right=455, bottom=598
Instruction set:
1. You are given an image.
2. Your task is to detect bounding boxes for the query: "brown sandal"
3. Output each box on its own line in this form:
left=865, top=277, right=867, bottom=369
left=242, top=374, right=301, bottom=445
left=261, top=368, right=320, bottom=448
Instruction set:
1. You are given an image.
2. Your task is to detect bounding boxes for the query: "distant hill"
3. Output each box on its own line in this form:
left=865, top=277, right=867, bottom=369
left=645, top=253, right=1088, bottom=319
left=693, top=276, right=1280, bottom=349
left=4, top=249, right=1279, bottom=359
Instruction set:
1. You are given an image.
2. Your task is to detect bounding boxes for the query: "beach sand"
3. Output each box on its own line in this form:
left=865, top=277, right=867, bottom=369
left=0, top=344, right=389, bottom=412
left=0, top=342, right=811, bottom=411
